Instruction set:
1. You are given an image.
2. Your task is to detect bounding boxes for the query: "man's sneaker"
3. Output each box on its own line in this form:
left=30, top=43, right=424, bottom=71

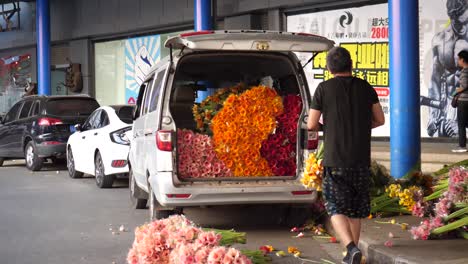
left=452, top=147, right=467, bottom=153
left=348, top=247, right=362, bottom=264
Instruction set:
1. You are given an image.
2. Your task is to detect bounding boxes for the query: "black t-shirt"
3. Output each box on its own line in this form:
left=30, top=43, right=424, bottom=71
left=310, top=77, right=379, bottom=168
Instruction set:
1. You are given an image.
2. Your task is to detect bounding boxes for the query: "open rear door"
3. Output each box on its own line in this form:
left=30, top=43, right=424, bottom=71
left=165, top=30, right=335, bottom=52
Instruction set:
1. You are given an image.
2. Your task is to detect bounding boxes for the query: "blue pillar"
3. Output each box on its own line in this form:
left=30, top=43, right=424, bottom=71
left=389, top=0, right=421, bottom=178
left=36, top=0, right=51, bottom=95
left=194, top=0, right=213, bottom=102
left=194, top=0, right=212, bottom=31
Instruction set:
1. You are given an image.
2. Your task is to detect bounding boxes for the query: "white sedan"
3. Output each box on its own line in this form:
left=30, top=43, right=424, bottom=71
left=66, top=105, right=134, bottom=188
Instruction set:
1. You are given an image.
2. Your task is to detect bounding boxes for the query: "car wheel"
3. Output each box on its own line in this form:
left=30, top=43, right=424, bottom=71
left=148, top=183, right=175, bottom=221
left=67, top=147, right=83, bottom=178
left=0, top=157, right=4, bottom=167
left=25, top=141, right=43, bottom=171
left=129, top=169, right=147, bottom=209
left=95, top=152, right=114, bottom=188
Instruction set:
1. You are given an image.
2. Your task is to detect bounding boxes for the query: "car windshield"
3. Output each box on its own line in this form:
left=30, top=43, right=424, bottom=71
left=46, top=98, right=100, bottom=117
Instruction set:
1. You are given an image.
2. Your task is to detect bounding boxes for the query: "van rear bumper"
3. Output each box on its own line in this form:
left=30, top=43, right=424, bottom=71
left=149, top=172, right=317, bottom=207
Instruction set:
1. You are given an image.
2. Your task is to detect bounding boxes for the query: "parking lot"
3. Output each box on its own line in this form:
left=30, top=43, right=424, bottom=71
left=0, top=160, right=340, bottom=264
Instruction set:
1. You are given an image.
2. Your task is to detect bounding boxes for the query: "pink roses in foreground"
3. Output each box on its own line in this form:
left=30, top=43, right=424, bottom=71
left=127, top=215, right=252, bottom=264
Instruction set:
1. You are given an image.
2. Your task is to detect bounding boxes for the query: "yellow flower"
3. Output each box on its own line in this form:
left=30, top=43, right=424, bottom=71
left=276, top=251, right=286, bottom=257
left=288, top=246, right=299, bottom=254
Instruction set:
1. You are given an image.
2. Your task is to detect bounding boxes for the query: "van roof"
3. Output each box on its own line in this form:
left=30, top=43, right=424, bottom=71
left=165, top=30, right=335, bottom=52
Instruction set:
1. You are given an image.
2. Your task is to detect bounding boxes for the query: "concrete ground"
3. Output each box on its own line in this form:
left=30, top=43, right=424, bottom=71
left=0, top=160, right=339, bottom=264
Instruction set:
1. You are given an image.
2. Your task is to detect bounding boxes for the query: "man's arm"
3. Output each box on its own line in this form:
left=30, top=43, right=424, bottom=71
left=307, top=108, right=322, bottom=131
left=371, top=102, right=385, bottom=128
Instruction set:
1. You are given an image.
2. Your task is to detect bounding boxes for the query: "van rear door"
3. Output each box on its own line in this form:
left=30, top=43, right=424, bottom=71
left=164, top=30, right=334, bottom=52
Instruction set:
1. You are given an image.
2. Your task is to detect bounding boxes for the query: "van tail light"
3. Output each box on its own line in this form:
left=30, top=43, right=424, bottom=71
left=156, top=130, right=173, bottom=151
left=38, top=117, right=63, bottom=126
left=166, top=194, right=191, bottom=199
left=291, top=190, right=313, bottom=195
left=180, top=30, right=215, bottom=37
left=307, top=130, right=319, bottom=149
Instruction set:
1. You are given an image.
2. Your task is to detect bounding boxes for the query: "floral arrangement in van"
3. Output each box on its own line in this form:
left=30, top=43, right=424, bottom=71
left=261, top=95, right=302, bottom=176
left=177, top=129, right=232, bottom=178
left=127, top=215, right=269, bottom=264
left=192, top=83, right=247, bottom=135
left=211, top=86, right=284, bottom=177
left=410, top=167, right=468, bottom=240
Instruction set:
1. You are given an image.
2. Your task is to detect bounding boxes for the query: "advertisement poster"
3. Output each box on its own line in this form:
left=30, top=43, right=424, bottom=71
left=0, top=54, right=31, bottom=113
left=287, top=4, right=390, bottom=136
left=420, top=0, right=468, bottom=138
left=125, top=35, right=161, bottom=104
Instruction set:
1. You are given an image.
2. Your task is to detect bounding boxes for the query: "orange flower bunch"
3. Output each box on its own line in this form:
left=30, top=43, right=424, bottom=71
left=211, top=86, right=284, bottom=177
left=192, top=83, right=247, bottom=134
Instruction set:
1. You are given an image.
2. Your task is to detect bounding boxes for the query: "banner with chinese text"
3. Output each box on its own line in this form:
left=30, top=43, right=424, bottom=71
left=287, top=4, right=390, bottom=136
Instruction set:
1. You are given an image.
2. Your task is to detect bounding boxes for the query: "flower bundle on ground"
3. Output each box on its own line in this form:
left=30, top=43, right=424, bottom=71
left=261, top=95, right=302, bottom=176
left=127, top=215, right=266, bottom=264
left=193, top=83, right=247, bottom=135
left=369, top=183, right=421, bottom=215
left=411, top=167, right=468, bottom=240
left=301, top=142, right=324, bottom=191
left=177, top=129, right=232, bottom=178
left=211, top=86, right=284, bottom=177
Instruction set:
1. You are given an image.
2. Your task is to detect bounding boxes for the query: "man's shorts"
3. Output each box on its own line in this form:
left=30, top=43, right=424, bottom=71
left=322, top=167, right=371, bottom=218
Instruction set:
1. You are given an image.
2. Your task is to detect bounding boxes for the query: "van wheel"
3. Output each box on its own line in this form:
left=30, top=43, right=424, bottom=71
left=67, top=147, right=83, bottom=178
left=129, top=169, right=147, bottom=209
left=95, top=152, right=114, bottom=188
left=25, top=141, right=43, bottom=171
left=148, top=183, right=175, bottom=220
left=0, top=158, right=4, bottom=167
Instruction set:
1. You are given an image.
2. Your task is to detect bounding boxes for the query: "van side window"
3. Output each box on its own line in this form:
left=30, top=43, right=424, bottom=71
left=19, top=100, right=33, bottom=119
left=3, top=102, right=22, bottom=123
left=149, top=70, right=166, bottom=112
left=141, top=79, right=154, bottom=115
left=30, top=101, right=41, bottom=117
left=135, top=83, right=148, bottom=119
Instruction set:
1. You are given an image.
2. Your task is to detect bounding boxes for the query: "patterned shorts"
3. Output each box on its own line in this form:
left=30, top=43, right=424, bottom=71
left=322, top=167, right=371, bottom=218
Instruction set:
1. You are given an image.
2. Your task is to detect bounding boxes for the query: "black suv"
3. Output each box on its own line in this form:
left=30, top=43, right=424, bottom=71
left=0, top=95, right=100, bottom=171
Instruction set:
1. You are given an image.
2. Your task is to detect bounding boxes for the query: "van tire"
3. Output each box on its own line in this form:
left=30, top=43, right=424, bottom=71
left=67, top=147, right=83, bottom=178
left=148, top=183, right=174, bottom=220
left=95, top=152, right=114, bottom=188
left=25, top=141, right=43, bottom=171
left=129, top=169, right=147, bottom=209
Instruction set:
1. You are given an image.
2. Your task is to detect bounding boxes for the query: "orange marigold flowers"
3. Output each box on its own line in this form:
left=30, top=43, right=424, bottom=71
left=212, top=86, right=284, bottom=177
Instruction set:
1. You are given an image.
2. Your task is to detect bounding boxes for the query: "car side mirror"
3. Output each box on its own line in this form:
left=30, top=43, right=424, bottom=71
left=74, top=124, right=82, bottom=132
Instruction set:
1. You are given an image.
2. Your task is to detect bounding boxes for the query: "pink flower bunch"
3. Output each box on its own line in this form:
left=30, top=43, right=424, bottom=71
left=447, top=167, right=468, bottom=203
left=260, top=95, right=302, bottom=176
left=410, top=219, right=431, bottom=240
left=411, top=201, right=427, bottom=217
left=177, top=129, right=233, bottom=178
left=127, top=215, right=252, bottom=264
left=435, top=197, right=452, bottom=218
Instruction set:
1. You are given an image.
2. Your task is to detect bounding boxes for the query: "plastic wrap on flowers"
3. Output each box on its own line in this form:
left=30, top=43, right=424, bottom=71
left=127, top=215, right=254, bottom=264
left=260, top=95, right=302, bottom=176
left=177, top=129, right=232, bottom=178
left=193, top=83, right=247, bottom=135
left=211, top=86, right=284, bottom=177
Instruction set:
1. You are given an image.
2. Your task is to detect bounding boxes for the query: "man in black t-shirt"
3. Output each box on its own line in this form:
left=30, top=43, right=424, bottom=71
left=307, top=47, right=385, bottom=264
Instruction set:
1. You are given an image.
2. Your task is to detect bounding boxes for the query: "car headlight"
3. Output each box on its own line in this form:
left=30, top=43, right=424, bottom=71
left=110, top=127, right=131, bottom=145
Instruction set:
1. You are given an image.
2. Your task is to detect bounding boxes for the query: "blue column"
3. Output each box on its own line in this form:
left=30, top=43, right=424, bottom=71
left=389, top=0, right=421, bottom=178
left=36, top=0, right=51, bottom=95
left=194, top=0, right=212, bottom=31
left=194, top=0, right=213, bottom=102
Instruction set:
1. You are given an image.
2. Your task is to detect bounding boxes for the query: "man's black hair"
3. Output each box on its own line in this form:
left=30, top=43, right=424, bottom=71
left=326, top=47, right=352, bottom=74
left=458, top=50, right=468, bottom=63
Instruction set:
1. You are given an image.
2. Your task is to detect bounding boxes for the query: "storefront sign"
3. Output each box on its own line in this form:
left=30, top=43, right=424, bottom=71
left=125, top=35, right=161, bottom=104
left=287, top=3, right=390, bottom=136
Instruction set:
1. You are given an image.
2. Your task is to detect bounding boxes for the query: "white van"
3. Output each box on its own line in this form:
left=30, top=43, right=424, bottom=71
left=128, top=30, right=334, bottom=220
